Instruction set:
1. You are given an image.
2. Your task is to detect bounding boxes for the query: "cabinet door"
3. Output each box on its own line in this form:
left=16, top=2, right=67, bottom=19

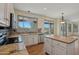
left=52, top=40, right=67, bottom=55
left=41, top=35, right=44, bottom=42
left=5, top=4, right=14, bottom=26
left=0, top=3, right=14, bottom=26
left=39, top=34, right=44, bottom=42
left=0, top=3, right=5, bottom=23
left=33, top=35, right=38, bottom=44
left=54, top=45, right=66, bottom=55
left=6, top=4, right=14, bottom=26
left=0, top=3, right=10, bottom=26
left=22, top=35, right=29, bottom=46
left=44, top=38, right=52, bottom=54
left=23, top=34, right=33, bottom=46
left=28, top=35, right=34, bottom=45
left=5, top=4, right=10, bottom=26
left=5, top=3, right=13, bottom=26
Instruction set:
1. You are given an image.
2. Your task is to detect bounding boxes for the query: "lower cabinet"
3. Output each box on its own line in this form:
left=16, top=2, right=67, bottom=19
left=44, top=38, right=52, bottom=54
left=33, top=35, right=38, bottom=44
left=38, top=34, right=44, bottom=43
left=53, top=45, right=66, bottom=55
left=28, top=35, right=34, bottom=45
left=21, top=35, right=29, bottom=46
left=44, top=37, right=76, bottom=55
left=22, top=34, right=38, bottom=46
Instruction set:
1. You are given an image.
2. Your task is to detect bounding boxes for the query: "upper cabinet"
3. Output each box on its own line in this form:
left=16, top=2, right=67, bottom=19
left=0, top=4, right=6, bottom=26
left=0, top=3, right=14, bottom=27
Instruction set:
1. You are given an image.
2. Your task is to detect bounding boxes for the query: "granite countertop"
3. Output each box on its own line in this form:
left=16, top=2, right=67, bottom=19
left=8, top=32, right=39, bottom=38
left=10, top=49, right=28, bottom=55
left=45, top=35, right=78, bottom=44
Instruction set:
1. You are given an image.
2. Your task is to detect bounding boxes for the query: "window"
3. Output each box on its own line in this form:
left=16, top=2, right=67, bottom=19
left=18, top=20, right=32, bottom=29
left=18, top=21, right=24, bottom=28
left=73, top=24, right=78, bottom=32
left=44, top=23, right=50, bottom=29
left=44, top=21, right=54, bottom=34
left=60, top=23, right=67, bottom=36
left=68, top=24, right=71, bottom=32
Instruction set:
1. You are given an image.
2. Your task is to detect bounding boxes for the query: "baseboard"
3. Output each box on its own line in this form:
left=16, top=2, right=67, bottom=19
left=38, top=42, right=44, bottom=44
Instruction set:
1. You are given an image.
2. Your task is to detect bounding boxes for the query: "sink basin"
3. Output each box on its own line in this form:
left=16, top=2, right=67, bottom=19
left=45, top=34, right=54, bottom=37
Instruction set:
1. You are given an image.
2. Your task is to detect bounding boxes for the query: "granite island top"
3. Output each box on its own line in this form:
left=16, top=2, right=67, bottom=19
left=45, top=35, right=78, bottom=44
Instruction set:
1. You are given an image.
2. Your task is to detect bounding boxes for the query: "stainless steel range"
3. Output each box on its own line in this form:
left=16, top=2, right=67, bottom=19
left=0, top=28, right=23, bottom=46
left=0, top=29, right=8, bottom=45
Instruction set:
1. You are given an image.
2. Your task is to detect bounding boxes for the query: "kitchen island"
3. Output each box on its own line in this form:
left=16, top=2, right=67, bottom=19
left=44, top=35, right=79, bottom=55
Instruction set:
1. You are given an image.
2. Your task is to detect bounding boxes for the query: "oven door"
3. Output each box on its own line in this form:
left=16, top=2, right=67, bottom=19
left=0, top=29, right=8, bottom=46
left=0, top=35, right=8, bottom=46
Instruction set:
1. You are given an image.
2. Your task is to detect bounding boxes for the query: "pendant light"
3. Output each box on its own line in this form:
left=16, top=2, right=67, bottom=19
left=61, top=12, right=65, bottom=24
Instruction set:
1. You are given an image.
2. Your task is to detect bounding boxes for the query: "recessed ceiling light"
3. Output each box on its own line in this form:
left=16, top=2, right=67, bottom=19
left=43, top=8, right=47, bottom=10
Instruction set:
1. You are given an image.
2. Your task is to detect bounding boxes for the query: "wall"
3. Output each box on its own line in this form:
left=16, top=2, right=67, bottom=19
left=37, top=18, right=44, bottom=33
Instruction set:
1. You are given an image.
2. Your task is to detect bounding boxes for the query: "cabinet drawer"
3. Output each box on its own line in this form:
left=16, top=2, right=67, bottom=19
left=53, top=40, right=67, bottom=48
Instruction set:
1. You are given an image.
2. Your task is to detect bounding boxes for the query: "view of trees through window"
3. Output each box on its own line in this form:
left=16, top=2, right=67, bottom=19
left=18, top=20, right=32, bottom=29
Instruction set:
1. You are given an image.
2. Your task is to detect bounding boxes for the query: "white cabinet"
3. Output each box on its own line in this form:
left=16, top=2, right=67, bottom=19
left=22, top=34, right=29, bottom=46
left=44, top=37, right=52, bottom=54
left=52, top=40, right=67, bottom=55
left=44, top=37, right=76, bottom=55
left=0, top=3, right=6, bottom=26
left=0, top=3, right=14, bottom=26
left=38, top=34, right=44, bottom=43
left=28, top=34, right=35, bottom=45
left=22, top=34, right=38, bottom=46
left=28, top=34, right=38, bottom=45
left=54, top=46, right=66, bottom=55
left=0, top=4, right=5, bottom=21
left=33, top=35, right=38, bottom=44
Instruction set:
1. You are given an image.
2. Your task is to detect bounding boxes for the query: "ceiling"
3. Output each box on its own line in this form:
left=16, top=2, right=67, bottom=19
left=14, top=3, right=79, bottom=22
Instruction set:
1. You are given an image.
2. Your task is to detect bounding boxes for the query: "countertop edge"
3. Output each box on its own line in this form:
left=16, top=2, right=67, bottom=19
left=45, top=36, right=78, bottom=44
